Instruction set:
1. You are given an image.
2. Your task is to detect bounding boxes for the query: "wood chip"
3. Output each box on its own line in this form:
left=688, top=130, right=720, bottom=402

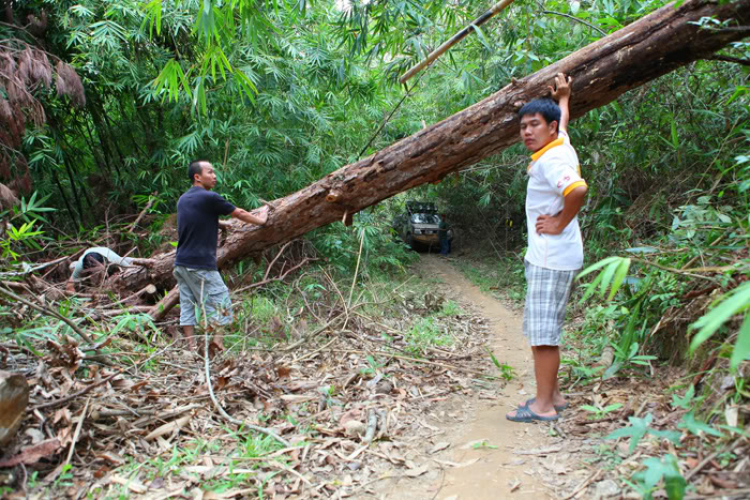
left=144, top=414, right=192, bottom=441
left=433, top=458, right=479, bottom=468
left=509, top=478, right=521, bottom=491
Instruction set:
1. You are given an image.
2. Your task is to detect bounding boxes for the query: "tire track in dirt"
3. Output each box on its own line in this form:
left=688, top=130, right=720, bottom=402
left=373, top=255, right=558, bottom=499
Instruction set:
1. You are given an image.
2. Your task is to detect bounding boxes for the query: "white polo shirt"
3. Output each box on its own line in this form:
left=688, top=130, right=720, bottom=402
left=525, top=131, right=587, bottom=271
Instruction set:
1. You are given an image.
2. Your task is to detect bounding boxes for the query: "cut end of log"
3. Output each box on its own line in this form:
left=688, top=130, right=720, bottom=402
left=0, top=371, right=30, bottom=448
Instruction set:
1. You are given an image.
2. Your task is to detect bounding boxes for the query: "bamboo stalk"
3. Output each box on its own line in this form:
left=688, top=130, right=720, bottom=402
left=399, top=0, right=517, bottom=84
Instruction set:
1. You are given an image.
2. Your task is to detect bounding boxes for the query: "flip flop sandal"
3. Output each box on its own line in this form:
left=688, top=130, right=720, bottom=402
left=506, top=406, right=559, bottom=423
left=522, top=398, right=569, bottom=412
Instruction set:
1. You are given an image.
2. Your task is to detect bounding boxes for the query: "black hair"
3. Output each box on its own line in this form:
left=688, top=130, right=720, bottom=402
left=82, top=252, right=105, bottom=270
left=518, top=98, right=561, bottom=132
left=188, top=160, right=208, bottom=183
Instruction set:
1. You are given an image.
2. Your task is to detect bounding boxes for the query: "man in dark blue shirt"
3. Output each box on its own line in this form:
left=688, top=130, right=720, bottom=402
left=174, top=160, right=269, bottom=351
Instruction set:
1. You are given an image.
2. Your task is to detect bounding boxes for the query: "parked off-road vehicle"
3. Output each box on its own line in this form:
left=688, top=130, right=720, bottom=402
left=391, top=201, right=452, bottom=251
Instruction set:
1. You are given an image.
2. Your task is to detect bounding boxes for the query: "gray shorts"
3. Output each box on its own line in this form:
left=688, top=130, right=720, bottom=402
left=522, top=261, right=577, bottom=346
left=173, top=266, right=233, bottom=327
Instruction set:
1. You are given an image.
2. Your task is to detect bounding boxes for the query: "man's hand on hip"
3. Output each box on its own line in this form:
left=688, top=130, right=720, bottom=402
left=535, top=214, right=564, bottom=235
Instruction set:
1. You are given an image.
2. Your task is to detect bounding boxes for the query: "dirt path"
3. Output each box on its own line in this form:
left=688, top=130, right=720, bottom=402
left=373, top=255, right=568, bottom=499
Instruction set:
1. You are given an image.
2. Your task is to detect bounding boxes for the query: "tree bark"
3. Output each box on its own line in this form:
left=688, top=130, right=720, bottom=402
left=0, top=371, right=29, bottom=448
left=117, top=0, right=750, bottom=295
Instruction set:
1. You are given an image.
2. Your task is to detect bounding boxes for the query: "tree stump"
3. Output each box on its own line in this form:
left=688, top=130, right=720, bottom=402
left=0, top=371, right=29, bottom=448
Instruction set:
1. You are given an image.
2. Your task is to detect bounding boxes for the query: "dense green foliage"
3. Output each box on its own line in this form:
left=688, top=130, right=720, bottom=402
left=3, top=0, right=749, bottom=355
left=2, top=0, right=683, bottom=229
left=1, top=0, right=747, bottom=302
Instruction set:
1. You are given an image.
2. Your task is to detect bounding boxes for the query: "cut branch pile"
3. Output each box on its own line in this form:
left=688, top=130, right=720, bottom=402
left=0, top=276, right=501, bottom=498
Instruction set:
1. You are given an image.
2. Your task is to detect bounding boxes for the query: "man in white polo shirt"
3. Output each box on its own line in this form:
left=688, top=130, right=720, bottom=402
left=507, top=73, right=588, bottom=423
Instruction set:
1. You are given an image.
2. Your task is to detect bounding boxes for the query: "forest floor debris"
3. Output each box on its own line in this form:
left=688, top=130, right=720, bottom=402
left=0, top=255, right=507, bottom=498
left=2, top=253, right=748, bottom=499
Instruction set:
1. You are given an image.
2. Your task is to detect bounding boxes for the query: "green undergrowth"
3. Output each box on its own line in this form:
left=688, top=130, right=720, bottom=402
left=558, top=192, right=749, bottom=497
left=403, top=317, right=454, bottom=356
left=105, top=433, right=292, bottom=498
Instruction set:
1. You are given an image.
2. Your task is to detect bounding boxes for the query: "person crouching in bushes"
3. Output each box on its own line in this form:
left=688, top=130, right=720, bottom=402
left=66, top=247, right=154, bottom=293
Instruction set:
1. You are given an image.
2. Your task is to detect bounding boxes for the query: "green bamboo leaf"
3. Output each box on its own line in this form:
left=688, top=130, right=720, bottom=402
left=217, top=46, right=231, bottom=80
left=690, top=283, right=750, bottom=354
left=154, top=59, right=180, bottom=102
left=730, top=313, right=750, bottom=371
left=141, top=0, right=163, bottom=36
left=194, top=77, right=208, bottom=115
left=576, top=256, right=621, bottom=280
left=581, top=271, right=605, bottom=302
left=176, top=64, right=193, bottom=99
left=608, top=258, right=631, bottom=300
left=235, top=71, right=258, bottom=104
left=168, top=66, right=178, bottom=100
left=470, top=24, right=491, bottom=52
left=598, top=260, right=619, bottom=299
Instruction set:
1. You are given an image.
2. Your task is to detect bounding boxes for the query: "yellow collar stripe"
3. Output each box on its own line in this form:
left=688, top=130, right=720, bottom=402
left=530, top=137, right=565, bottom=161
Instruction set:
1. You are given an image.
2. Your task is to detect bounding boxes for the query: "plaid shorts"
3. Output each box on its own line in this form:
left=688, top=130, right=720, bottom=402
left=173, top=266, right=233, bottom=327
left=522, top=261, right=578, bottom=346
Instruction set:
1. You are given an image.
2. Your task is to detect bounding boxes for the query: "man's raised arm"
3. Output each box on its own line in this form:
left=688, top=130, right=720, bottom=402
left=550, top=73, right=572, bottom=134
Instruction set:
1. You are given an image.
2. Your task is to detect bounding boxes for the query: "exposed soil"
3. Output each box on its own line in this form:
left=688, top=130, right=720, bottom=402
left=373, top=255, right=578, bottom=499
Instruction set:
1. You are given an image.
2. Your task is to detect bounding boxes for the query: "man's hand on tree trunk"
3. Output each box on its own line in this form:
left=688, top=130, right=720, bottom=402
left=230, top=205, right=269, bottom=226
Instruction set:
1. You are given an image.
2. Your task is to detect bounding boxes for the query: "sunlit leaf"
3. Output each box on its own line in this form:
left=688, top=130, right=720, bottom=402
left=689, top=282, right=750, bottom=358
left=730, top=314, right=750, bottom=370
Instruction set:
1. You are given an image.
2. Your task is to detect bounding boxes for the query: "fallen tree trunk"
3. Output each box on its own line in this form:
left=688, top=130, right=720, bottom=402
left=117, top=0, right=750, bottom=296
left=0, top=371, right=29, bottom=448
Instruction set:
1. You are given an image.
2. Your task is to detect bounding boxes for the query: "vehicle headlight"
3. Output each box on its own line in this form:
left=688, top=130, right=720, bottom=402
left=414, top=229, right=422, bottom=235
